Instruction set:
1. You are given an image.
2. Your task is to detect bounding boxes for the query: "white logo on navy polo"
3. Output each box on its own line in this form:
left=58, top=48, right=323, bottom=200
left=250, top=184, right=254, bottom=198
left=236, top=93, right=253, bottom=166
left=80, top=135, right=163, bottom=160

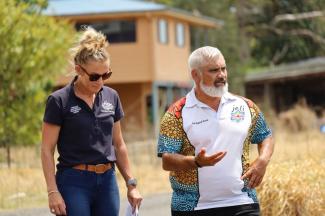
left=102, top=100, right=114, bottom=114
left=70, top=105, right=81, bottom=114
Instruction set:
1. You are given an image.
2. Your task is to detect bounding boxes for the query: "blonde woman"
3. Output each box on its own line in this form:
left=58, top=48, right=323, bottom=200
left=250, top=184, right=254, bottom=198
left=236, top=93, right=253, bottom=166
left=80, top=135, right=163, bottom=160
left=41, top=27, right=142, bottom=216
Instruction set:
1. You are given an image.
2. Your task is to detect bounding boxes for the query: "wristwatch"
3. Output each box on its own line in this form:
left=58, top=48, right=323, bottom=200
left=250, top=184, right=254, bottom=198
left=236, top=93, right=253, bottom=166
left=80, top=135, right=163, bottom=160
left=127, top=178, right=137, bottom=187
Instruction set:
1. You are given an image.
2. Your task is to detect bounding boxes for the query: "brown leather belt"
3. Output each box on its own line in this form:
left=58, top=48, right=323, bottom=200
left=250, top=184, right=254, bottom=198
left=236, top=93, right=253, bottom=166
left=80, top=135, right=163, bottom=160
left=73, top=163, right=112, bottom=174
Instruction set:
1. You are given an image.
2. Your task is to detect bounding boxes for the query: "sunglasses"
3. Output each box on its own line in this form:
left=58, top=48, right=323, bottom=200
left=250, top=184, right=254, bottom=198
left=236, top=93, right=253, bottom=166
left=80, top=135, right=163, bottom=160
left=78, top=65, right=112, bottom=81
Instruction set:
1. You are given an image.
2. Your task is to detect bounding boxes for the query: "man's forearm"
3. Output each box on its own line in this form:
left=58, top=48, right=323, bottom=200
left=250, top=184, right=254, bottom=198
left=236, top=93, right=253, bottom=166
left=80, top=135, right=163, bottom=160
left=162, top=153, right=197, bottom=171
left=258, top=136, right=274, bottom=163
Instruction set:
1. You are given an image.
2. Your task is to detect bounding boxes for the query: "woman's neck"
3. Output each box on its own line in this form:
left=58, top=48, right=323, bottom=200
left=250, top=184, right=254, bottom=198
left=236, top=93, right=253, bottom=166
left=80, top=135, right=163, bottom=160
left=74, top=79, right=94, bottom=99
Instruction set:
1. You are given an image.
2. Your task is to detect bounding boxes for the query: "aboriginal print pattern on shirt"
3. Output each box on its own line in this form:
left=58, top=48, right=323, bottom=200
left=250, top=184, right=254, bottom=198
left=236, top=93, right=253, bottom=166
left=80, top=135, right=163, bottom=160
left=158, top=97, right=199, bottom=211
left=157, top=96, right=271, bottom=211
left=240, top=97, right=271, bottom=203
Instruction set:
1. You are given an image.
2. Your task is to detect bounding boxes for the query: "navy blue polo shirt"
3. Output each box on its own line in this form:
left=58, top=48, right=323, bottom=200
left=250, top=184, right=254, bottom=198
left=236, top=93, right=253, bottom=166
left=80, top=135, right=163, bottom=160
left=43, top=77, right=124, bottom=170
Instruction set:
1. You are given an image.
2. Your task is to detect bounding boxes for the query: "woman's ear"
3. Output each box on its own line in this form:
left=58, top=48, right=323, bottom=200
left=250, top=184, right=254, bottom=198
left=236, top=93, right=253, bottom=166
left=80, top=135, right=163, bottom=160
left=75, top=65, right=82, bottom=75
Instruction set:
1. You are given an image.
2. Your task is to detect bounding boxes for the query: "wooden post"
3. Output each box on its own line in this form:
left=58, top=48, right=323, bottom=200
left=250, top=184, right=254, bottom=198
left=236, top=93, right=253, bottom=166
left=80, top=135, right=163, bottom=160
left=152, top=82, right=159, bottom=137
left=6, top=144, right=11, bottom=168
left=264, top=83, right=272, bottom=111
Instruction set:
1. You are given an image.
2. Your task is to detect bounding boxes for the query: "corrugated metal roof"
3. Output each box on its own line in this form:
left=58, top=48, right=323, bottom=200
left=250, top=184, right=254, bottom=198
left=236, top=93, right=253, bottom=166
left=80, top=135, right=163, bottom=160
left=43, top=0, right=166, bottom=16
left=245, top=57, right=325, bottom=83
left=43, top=0, right=223, bottom=27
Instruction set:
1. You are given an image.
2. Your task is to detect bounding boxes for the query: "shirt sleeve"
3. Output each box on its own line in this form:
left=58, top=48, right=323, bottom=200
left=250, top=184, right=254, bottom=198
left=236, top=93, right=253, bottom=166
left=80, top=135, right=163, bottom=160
left=250, top=111, right=272, bottom=144
left=157, top=112, right=183, bottom=157
left=114, top=93, right=124, bottom=122
left=43, top=95, right=63, bottom=126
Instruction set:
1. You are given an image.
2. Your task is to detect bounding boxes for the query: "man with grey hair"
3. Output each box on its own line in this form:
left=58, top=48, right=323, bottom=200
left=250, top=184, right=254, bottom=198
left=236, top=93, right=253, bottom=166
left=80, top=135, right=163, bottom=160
left=157, top=46, right=274, bottom=216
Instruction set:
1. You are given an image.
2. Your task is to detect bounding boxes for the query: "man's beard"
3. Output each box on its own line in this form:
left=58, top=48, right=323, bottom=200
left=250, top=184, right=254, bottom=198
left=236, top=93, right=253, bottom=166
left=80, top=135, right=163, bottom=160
left=199, top=80, right=228, bottom=98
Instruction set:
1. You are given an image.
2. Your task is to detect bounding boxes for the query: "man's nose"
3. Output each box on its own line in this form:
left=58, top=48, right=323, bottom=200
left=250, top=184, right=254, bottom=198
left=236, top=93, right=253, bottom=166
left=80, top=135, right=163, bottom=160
left=216, top=71, right=225, bottom=79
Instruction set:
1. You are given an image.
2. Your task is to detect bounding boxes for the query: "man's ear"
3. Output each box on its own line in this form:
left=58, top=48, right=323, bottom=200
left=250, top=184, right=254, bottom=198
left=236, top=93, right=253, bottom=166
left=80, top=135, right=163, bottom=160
left=191, top=69, right=200, bottom=83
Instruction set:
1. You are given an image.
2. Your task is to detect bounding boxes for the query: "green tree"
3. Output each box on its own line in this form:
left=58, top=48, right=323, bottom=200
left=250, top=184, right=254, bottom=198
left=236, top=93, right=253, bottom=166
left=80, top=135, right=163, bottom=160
left=239, top=0, right=325, bottom=66
left=150, top=0, right=325, bottom=91
left=0, top=1, right=74, bottom=167
left=15, top=0, right=48, bottom=9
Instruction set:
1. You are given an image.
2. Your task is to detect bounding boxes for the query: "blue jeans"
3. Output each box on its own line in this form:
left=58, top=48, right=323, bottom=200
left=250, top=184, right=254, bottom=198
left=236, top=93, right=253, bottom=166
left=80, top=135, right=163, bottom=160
left=56, top=167, right=120, bottom=216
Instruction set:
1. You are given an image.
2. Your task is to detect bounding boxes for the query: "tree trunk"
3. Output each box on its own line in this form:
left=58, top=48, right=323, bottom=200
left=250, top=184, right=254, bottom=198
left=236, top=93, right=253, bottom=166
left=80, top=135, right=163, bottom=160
left=6, top=144, right=11, bottom=168
left=236, top=0, right=250, bottom=63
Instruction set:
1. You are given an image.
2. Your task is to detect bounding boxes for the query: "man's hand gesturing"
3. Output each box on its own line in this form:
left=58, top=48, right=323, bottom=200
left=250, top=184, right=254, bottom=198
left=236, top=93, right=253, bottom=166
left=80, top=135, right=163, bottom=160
left=195, top=148, right=227, bottom=167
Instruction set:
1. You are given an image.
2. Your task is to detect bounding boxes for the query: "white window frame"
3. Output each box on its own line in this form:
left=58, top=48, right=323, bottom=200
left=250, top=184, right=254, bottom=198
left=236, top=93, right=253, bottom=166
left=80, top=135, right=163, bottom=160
left=175, top=22, right=185, bottom=47
left=158, top=19, right=168, bottom=44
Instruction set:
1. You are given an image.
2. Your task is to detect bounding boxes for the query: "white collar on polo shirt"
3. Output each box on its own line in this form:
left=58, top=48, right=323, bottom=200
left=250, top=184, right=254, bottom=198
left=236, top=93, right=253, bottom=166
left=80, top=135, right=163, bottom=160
left=185, top=88, right=237, bottom=109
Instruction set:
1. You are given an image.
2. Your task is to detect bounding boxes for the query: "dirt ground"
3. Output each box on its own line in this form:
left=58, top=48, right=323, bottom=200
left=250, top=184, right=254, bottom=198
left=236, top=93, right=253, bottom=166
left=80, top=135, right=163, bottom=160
left=0, top=193, right=171, bottom=216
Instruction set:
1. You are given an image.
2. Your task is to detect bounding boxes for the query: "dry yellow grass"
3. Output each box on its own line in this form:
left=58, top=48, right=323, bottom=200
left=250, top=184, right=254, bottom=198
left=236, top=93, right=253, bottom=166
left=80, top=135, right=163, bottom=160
left=257, top=158, right=325, bottom=216
left=0, top=168, right=47, bottom=209
left=116, top=140, right=172, bottom=198
left=0, top=128, right=324, bottom=215
left=250, top=129, right=325, bottom=216
left=251, top=129, right=325, bottom=162
left=278, top=103, right=319, bottom=132
left=0, top=164, right=170, bottom=210
left=0, top=141, right=170, bottom=210
left=116, top=162, right=171, bottom=199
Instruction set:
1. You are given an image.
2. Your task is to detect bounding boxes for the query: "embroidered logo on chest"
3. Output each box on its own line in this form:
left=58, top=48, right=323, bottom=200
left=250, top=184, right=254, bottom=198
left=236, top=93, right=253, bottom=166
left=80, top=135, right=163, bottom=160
left=230, top=105, right=245, bottom=122
left=192, top=119, right=209, bottom=125
left=70, top=105, right=81, bottom=114
left=102, top=100, right=115, bottom=114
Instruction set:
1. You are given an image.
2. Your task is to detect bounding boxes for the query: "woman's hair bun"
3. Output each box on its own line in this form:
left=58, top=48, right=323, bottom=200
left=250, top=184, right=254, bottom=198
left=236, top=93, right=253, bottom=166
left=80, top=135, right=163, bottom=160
left=71, top=26, right=110, bottom=65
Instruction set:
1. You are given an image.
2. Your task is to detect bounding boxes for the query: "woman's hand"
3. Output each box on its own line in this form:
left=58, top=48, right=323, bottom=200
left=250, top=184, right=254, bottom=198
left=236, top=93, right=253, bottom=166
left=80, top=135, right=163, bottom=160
left=48, top=192, right=66, bottom=215
left=127, top=187, right=142, bottom=213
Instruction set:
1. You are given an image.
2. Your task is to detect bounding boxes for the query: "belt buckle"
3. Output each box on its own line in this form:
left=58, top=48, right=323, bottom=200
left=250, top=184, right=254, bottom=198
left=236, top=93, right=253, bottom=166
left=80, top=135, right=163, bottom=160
left=94, top=164, right=106, bottom=174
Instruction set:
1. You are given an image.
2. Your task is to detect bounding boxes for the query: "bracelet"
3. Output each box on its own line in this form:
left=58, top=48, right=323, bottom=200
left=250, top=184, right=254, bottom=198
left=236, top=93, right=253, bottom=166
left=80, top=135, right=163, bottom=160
left=48, top=190, right=60, bottom=196
left=194, top=156, right=202, bottom=168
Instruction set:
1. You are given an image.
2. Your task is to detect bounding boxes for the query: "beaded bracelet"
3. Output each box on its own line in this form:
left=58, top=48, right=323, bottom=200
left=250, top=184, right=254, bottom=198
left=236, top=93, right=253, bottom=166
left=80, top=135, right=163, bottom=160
left=194, top=156, right=202, bottom=168
left=48, top=190, right=60, bottom=196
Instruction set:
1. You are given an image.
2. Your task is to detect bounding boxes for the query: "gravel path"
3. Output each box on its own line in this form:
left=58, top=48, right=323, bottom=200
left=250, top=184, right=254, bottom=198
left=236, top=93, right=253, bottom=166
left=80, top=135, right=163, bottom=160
left=0, top=193, right=171, bottom=216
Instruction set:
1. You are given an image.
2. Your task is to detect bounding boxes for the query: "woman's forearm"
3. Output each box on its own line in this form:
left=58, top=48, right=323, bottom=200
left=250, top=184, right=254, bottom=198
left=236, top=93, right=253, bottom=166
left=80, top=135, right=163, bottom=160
left=41, top=147, right=58, bottom=192
left=115, top=143, right=133, bottom=182
left=41, top=123, right=60, bottom=192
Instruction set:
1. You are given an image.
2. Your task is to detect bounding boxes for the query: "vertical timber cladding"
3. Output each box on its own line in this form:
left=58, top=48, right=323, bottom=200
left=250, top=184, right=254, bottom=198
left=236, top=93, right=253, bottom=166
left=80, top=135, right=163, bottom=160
left=109, top=83, right=146, bottom=137
left=245, top=57, right=325, bottom=114
left=272, top=76, right=325, bottom=113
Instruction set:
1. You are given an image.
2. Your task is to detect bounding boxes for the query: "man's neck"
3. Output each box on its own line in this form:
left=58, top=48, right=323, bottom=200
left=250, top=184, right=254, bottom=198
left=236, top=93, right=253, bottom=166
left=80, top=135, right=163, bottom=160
left=194, top=88, right=221, bottom=111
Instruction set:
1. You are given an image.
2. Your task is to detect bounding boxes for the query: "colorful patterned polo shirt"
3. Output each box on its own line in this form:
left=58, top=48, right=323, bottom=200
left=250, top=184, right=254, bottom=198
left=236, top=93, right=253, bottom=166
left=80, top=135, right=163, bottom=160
left=157, top=89, right=272, bottom=211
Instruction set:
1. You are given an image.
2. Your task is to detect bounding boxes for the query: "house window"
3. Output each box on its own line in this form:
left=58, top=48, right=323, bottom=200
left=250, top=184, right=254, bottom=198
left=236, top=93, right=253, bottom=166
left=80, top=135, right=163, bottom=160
left=75, top=20, right=136, bottom=43
left=175, top=23, right=185, bottom=47
left=158, top=19, right=168, bottom=44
